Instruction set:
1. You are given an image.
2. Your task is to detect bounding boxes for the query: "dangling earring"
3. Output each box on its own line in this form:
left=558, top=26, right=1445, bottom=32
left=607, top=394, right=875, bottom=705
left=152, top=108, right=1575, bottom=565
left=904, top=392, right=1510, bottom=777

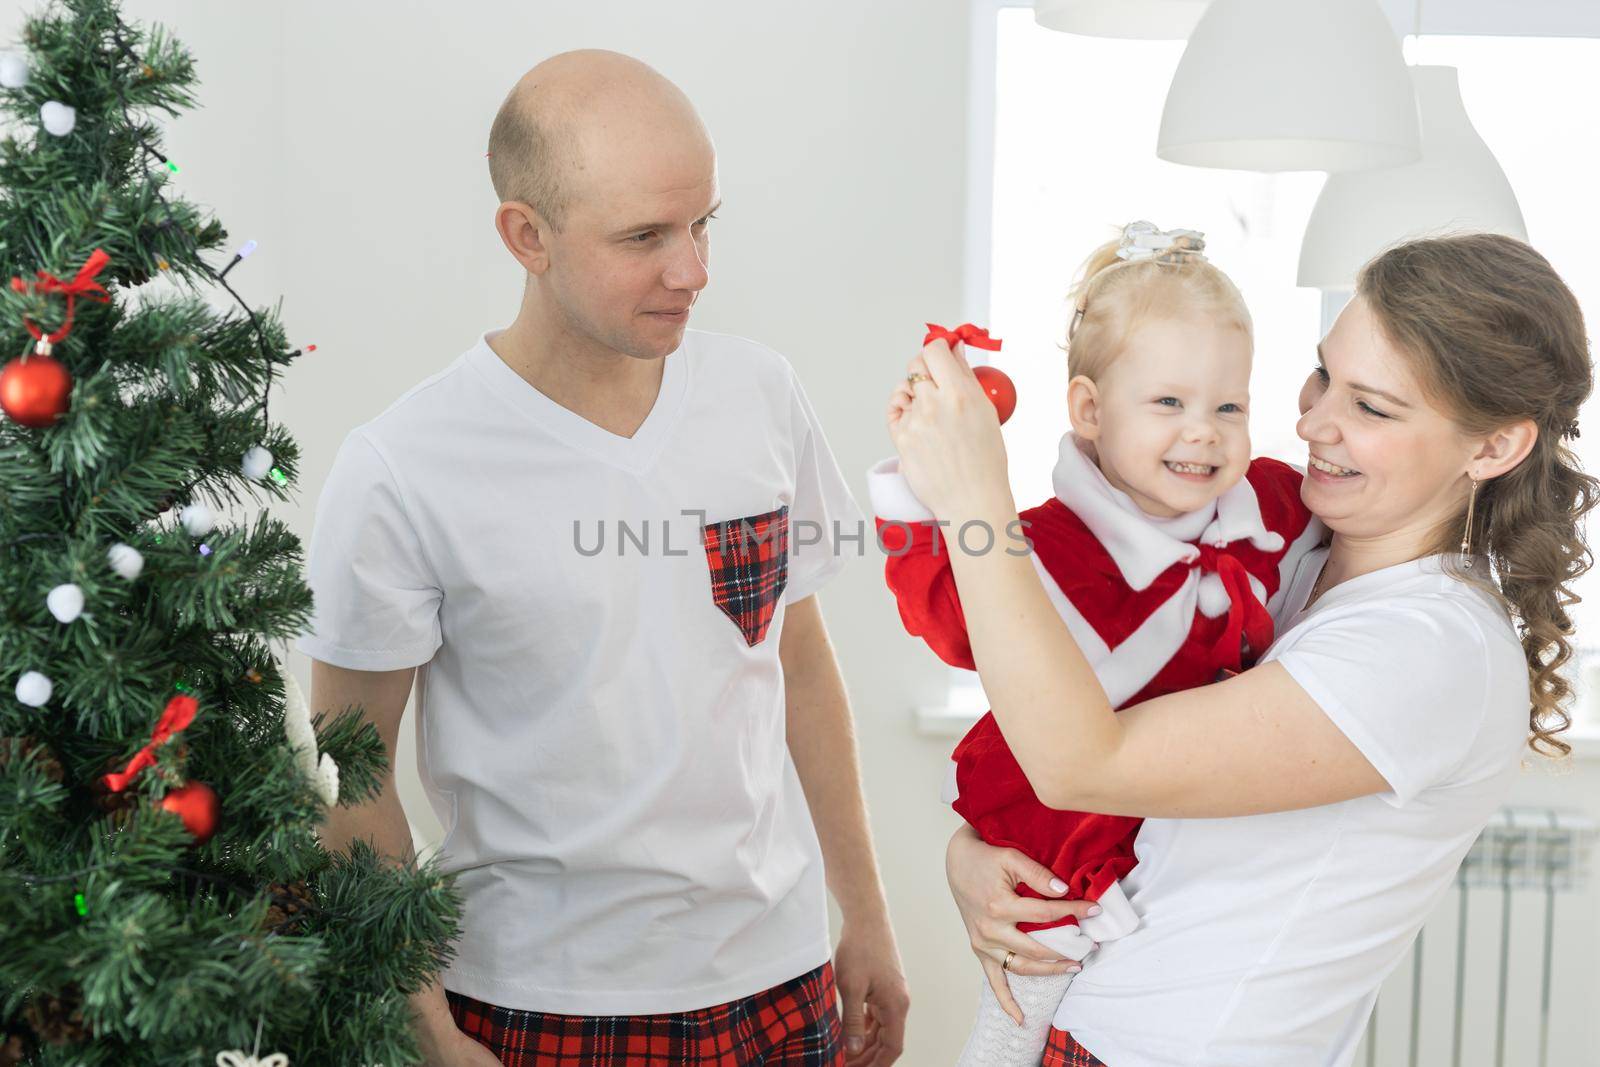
left=1461, top=476, right=1480, bottom=568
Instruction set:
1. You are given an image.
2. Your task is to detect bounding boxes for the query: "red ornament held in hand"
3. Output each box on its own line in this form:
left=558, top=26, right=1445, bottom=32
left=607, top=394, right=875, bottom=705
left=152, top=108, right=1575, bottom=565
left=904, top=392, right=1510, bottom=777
left=0, top=344, right=72, bottom=427
left=923, top=322, right=1017, bottom=425
left=159, top=781, right=220, bottom=844
left=973, top=366, right=1017, bottom=425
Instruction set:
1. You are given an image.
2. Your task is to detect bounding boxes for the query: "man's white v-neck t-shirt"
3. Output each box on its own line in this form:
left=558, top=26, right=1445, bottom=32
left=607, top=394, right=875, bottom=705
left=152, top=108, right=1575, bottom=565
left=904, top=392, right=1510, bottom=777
left=295, top=327, right=864, bottom=1014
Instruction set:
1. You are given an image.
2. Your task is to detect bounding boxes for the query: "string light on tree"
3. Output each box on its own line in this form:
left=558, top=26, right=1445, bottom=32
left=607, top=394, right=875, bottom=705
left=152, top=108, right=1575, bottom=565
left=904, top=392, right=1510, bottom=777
left=218, top=239, right=257, bottom=280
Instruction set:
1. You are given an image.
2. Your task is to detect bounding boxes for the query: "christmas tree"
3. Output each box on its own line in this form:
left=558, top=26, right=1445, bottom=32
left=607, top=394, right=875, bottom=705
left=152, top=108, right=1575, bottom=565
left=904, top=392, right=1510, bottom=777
left=0, top=2, right=462, bottom=1064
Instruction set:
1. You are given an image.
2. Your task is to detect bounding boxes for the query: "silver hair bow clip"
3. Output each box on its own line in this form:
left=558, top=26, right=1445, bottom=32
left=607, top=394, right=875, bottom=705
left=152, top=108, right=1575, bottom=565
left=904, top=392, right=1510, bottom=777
left=1116, top=220, right=1207, bottom=263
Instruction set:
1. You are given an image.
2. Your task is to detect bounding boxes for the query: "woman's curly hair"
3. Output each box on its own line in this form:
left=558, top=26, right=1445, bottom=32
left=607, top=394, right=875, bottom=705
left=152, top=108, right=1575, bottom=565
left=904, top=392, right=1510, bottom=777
left=1359, top=233, right=1598, bottom=758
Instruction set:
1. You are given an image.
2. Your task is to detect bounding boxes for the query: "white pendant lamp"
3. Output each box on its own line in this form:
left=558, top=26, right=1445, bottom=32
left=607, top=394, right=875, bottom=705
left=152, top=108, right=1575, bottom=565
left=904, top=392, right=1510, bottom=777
left=1158, top=0, right=1421, bottom=172
left=1298, top=66, right=1526, bottom=290
left=1035, top=0, right=1209, bottom=39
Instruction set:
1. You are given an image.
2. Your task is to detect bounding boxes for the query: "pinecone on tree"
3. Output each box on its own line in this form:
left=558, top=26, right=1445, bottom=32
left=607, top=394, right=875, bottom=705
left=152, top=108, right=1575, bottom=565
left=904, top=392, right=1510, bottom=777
left=262, top=879, right=315, bottom=934
left=21, top=987, right=87, bottom=1046
left=0, top=737, right=64, bottom=783
left=0, top=1030, right=28, bottom=1067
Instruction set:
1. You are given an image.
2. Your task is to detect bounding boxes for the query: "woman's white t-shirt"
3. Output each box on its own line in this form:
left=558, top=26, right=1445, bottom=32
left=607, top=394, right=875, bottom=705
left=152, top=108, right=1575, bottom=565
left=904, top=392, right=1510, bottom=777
left=1055, top=548, right=1531, bottom=1066
left=294, top=328, right=863, bottom=1014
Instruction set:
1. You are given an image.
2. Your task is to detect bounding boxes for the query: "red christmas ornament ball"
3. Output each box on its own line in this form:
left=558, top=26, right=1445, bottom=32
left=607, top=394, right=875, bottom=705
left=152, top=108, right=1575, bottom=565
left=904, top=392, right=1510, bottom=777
left=159, top=781, right=221, bottom=844
left=0, top=354, right=73, bottom=428
left=974, top=365, right=1016, bottom=425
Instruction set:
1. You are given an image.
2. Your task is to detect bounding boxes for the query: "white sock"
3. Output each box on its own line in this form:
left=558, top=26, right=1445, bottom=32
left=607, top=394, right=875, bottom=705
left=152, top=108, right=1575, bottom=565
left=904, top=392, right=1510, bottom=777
left=954, top=967, right=1074, bottom=1067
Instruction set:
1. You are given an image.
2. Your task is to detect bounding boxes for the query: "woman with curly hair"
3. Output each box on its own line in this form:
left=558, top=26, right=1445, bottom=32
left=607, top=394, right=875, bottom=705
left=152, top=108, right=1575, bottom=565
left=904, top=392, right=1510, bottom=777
left=887, top=233, right=1595, bottom=1066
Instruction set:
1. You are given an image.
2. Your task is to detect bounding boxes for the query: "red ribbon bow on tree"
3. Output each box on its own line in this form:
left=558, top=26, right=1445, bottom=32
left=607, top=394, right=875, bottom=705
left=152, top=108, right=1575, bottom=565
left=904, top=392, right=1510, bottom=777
left=1193, top=544, right=1274, bottom=672
left=101, top=694, right=199, bottom=793
left=10, top=247, right=112, bottom=345
left=923, top=322, right=1003, bottom=352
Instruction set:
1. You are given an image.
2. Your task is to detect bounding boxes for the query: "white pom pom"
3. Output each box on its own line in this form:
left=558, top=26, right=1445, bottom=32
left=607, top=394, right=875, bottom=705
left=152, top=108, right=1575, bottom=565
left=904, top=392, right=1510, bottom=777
left=242, top=446, right=273, bottom=482
left=0, top=52, right=29, bottom=89
left=108, top=543, right=144, bottom=580
left=15, top=671, right=52, bottom=708
left=46, top=583, right=84, bottom=623
left=181, top=503, right=215, bottom=537
left=1197, top=573, right=1231, bottom=618
left=39, top=100, right=75, bottom=136
left=314, top=752, right=341, bottom=806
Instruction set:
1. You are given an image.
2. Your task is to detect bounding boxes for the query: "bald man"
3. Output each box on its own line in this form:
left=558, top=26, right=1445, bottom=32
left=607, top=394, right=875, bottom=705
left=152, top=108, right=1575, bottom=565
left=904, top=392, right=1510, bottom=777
left=300, top=50, right=909, bottom=1066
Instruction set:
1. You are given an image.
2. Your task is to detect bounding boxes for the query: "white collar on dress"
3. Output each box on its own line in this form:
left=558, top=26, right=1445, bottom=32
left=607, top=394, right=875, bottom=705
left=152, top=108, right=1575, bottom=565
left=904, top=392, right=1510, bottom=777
left=1050, top=433, right=1286, bottom=590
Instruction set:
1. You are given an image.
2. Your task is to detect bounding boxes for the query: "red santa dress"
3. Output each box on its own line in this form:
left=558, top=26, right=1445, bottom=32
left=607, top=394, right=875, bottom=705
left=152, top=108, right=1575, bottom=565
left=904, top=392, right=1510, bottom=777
left=869, top=432, right=1322, bottom=956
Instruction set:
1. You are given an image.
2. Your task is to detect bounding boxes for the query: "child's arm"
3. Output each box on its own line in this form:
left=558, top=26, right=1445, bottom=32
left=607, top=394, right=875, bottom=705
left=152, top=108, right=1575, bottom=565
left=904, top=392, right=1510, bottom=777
left=870, top=457, right=978, bottom=670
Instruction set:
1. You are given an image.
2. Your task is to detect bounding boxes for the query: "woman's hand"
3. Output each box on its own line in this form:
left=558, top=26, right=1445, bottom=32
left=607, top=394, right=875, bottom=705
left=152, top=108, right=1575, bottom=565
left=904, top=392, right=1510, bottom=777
left=946, top=825, right=1103, bottom=1025
left=886, top=338, right=1013, bottom=522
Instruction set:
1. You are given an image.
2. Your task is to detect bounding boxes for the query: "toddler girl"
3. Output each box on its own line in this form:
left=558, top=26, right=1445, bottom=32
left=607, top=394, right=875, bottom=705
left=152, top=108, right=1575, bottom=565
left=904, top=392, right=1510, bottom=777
left=871, top=221, right=1323, bottom=1065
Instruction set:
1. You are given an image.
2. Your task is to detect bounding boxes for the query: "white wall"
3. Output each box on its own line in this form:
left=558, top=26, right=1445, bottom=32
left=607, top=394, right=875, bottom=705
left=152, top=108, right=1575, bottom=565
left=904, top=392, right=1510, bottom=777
left=42, top=1, right=1600, bottom=1061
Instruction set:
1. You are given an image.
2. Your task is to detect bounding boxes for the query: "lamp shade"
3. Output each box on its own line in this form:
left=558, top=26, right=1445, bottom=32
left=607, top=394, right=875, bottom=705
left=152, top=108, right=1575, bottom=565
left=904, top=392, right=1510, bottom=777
left=1035, top=0, right=1209, bottom=39
left=1298, top=66, right=1526, bottom=290
left=1158, top=0, right=1421, bottom=172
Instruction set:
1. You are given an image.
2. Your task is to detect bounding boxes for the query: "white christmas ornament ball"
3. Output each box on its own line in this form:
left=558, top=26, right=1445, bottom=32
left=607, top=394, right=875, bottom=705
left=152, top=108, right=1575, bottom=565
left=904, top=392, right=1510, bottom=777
left=0, top=52, right=29, bottom=89
left=15, top=671, right=52, bottom=708
left=39, top=100, right=75, bottom=136
left=46, top=583, right=84, bottom=623
left=181, top=503, right=215, bottom=537
left=242, top=446, right=273, bottom=482
left=108, top=542, right=144, bottom=580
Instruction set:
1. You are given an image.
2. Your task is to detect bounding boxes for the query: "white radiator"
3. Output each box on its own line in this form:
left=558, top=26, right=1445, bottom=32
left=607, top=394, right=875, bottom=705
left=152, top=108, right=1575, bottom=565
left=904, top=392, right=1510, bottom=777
left=1355, top=806, right=1598, bottom=1066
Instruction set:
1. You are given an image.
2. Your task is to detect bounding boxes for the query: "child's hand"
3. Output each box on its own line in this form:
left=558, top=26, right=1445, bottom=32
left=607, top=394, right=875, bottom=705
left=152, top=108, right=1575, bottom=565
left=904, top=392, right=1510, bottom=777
left=886, top=338, right=1014, bottom=521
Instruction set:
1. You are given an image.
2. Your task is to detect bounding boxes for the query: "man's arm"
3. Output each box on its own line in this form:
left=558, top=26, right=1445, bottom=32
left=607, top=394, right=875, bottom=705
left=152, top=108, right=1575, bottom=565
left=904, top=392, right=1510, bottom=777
left=780, top=596, right=909, bottom=1066
left=309, top=660, right=498, bottom=1067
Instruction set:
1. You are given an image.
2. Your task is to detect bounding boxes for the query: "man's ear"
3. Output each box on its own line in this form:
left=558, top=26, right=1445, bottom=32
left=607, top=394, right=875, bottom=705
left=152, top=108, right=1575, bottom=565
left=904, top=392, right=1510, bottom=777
left=1472, top=417, right=1539, bottom=480
left=494, top=201, right=553, bottom=276
left=1067, top=375, right=1103, bottom=441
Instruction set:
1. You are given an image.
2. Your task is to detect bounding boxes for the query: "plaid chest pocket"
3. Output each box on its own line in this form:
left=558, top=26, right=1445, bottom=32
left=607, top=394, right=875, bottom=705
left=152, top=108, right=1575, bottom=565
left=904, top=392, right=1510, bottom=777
left=702, top=505, right=790, bottom=647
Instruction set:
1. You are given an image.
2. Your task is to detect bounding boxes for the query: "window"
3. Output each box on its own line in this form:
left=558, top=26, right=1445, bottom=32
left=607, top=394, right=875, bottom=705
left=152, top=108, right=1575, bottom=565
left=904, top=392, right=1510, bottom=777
left=958, top=4, right=1600, bottom=736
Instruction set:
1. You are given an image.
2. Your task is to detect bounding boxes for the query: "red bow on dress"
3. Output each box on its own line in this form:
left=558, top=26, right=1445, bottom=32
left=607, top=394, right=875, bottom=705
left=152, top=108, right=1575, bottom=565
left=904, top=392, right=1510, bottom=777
left=1194, top=544, right=1274, bottom=672
left=10, top=248, right=112, bottom=344
left=923, top=322, right=1003, bottom=352
left=101, top=694, right=199, bottom=793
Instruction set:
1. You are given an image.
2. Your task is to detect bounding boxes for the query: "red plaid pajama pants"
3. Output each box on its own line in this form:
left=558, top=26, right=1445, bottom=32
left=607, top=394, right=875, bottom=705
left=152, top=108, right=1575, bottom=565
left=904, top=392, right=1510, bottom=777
left=1043, top=1027, right=1110, bottom=1066
left=445, top=962, right=843, bottom=1066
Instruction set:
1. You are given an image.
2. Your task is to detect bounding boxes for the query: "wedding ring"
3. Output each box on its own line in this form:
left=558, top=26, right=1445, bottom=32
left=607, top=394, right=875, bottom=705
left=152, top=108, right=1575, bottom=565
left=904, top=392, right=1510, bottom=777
left=1002, top=950, right=1016, bottom=972
left=907, top=372, right=932, bottom=385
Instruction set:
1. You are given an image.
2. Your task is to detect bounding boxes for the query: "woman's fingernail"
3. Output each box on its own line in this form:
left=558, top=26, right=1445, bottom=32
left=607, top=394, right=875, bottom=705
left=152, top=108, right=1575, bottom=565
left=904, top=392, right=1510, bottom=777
left=1087, top=904, right=1102, bottom=916
left=1067, top=963, right=1082, bottom=973
left=1049, top=878, right=1068, bottom=894
left=847, top=1036, right=864, bottom=1053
